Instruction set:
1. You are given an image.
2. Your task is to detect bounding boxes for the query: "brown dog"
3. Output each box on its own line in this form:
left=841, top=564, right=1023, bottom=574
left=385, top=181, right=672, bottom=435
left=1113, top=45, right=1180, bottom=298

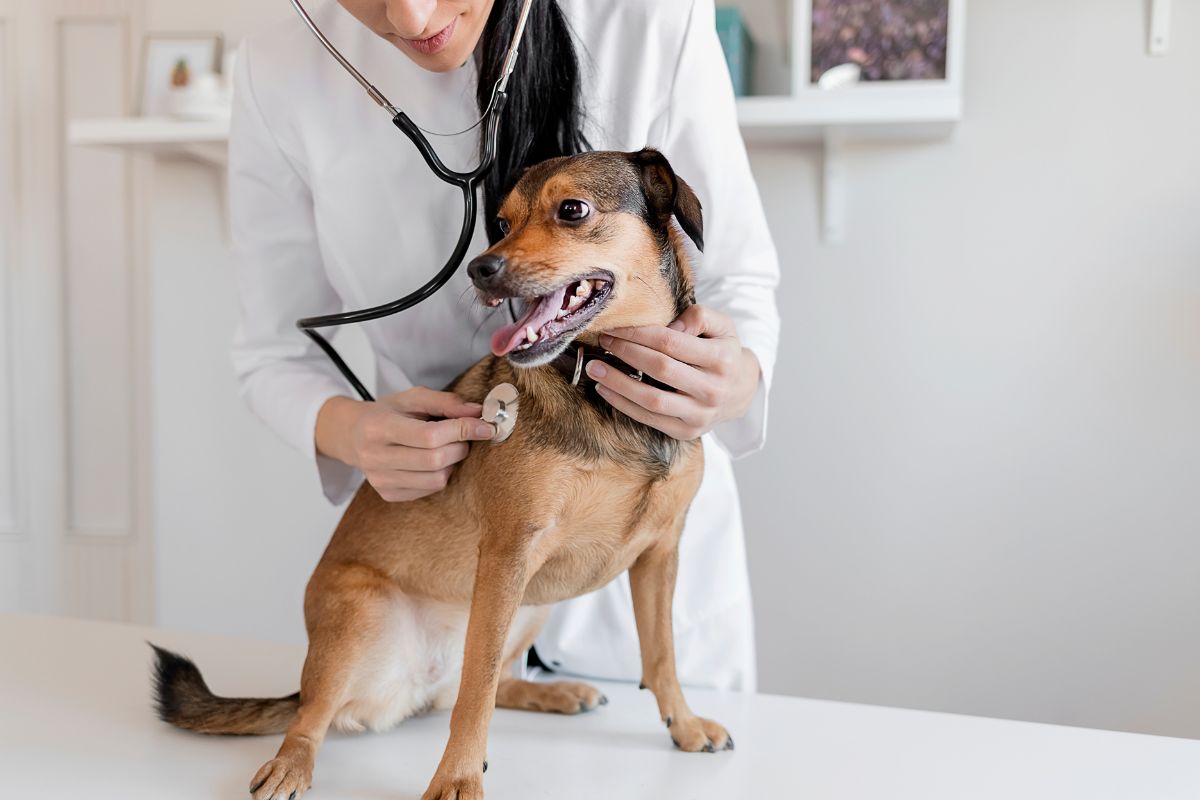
left=151, top=149, right=731, bottom=800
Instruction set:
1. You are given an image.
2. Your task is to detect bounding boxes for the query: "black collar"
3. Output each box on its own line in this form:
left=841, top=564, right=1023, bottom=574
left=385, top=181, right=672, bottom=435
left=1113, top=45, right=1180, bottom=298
left=548, top=344, right=675, bottom=393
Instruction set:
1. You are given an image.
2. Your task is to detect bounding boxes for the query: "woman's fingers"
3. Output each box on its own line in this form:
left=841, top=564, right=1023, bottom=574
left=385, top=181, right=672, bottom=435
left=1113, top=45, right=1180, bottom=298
left=585, top=360, right=687, bottom=418
left=600, top=325, right=714, bottom=370
left=592, top=336, right=717, bottom=402
left=586, top=361, right=711, bottom=439
left=386, top=386, right=483, bottom=420
left=592, top=383, right=698, bottom=441
left=367, top=468, right=455, bottom=502
left=604, top=306, right=737, bottom=364
left=667, top=304, right=737, bottom=339
left=372, top=408, right=495, bottom=448
left=350, top=386, right=497, bottom=504
left=410, top=416, right=496, bottom=447
left=360, top=440, right=469, bottom=473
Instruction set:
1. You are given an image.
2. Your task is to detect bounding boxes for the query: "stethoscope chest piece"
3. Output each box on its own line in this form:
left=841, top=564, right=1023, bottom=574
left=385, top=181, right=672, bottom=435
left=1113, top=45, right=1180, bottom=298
left=482, top=383, right=519, bottom=443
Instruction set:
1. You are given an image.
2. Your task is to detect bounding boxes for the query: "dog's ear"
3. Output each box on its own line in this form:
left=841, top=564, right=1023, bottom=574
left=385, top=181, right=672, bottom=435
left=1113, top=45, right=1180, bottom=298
left=630, top=148, right=705, bottom=253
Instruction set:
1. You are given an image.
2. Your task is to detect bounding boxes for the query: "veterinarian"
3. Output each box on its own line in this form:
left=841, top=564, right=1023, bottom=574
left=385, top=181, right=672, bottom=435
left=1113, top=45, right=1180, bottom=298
left=230, top=0, right=779, bottom=691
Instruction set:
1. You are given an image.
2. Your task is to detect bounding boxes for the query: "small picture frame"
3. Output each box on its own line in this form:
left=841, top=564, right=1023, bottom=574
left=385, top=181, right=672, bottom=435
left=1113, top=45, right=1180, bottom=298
left=810, top=0, right=950, bottom=84
left=139, top=32, right=224, bottom=116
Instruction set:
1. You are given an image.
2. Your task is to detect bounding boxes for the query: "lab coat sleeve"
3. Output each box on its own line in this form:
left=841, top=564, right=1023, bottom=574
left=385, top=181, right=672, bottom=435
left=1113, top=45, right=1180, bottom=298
left=658, top=0, right=781, bottom=459
left=228, top=42, right=363, bottom=505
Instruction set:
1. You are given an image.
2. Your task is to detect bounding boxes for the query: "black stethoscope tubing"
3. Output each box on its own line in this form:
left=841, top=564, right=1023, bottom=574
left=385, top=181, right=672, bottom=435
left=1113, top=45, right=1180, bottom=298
left=288, top=0, right=530, bottom=402
left=295, top=99, right=507, bottom=402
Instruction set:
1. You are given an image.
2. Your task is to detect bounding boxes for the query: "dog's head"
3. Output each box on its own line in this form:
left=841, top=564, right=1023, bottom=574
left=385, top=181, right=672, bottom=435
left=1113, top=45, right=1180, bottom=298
left=468, top=148, right=703, bottom=367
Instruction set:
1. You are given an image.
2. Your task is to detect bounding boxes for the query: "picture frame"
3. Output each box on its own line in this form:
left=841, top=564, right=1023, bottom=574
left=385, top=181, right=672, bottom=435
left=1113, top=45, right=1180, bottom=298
left=809, top=0, right=950, bottom=85
left=721, top=0, right=964, bottom=102
left=795, top=0, right=964, bottom=93
left=138, top=32, right=224, bottom=116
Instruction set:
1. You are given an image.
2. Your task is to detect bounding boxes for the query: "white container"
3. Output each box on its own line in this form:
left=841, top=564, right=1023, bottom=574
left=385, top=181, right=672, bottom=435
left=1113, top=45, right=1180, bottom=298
left=166, top=72, right=232, bottom=120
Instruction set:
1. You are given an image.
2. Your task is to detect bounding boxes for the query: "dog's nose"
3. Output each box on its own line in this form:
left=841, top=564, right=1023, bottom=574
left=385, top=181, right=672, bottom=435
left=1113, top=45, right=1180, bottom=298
left=467, top=254, right=506, bottom=289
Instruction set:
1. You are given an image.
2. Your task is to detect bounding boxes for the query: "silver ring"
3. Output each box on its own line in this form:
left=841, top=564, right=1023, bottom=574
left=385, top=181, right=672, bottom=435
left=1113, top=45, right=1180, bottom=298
left=571, top=345, right=585, bottom=386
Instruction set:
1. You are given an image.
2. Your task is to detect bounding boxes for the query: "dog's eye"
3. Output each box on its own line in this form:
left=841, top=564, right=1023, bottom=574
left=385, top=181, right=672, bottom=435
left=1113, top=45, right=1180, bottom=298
left=557, top=199, right=590, bottom=222
left=496, top=218, right=511, bottom=236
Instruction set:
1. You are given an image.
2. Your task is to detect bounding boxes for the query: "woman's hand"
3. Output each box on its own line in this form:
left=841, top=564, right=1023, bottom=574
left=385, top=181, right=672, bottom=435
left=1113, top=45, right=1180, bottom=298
left=316, top=387, right=495, bottom=502
left=586, top=305, right=761, bottom=441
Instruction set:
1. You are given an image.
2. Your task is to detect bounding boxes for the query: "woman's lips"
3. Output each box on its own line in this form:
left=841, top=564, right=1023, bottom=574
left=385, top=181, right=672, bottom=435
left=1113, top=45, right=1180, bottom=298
left=404, top=17, right=457, bottom=55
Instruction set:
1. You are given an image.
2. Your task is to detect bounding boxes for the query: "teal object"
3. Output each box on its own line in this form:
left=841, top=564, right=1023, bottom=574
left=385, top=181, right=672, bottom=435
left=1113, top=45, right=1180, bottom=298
left=715, top=7, right=753, bottom=96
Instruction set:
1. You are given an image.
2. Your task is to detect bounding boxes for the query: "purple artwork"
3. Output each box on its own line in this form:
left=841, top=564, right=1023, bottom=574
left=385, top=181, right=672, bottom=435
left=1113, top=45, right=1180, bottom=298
left=811, top=0, right=949, bottom=83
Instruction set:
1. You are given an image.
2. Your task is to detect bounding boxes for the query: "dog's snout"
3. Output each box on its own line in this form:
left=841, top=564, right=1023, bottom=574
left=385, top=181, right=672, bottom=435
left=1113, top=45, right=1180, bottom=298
left=468, top=254, right=506, bottom=288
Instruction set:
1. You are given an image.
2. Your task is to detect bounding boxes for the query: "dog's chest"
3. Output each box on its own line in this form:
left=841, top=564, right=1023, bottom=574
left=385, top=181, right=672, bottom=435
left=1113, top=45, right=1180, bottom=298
left=519, top=460, right=692, bottom=606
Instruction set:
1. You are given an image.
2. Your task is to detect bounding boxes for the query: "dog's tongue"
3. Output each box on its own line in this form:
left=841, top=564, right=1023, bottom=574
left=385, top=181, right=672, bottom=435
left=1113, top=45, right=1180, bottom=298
left=490, top=285, right=571, bottom=356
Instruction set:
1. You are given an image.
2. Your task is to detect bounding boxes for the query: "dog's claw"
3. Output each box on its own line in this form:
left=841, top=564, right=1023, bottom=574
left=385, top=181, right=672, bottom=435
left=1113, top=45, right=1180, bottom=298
left=249, top=781, right=266, bottom=795
left=638, top=681, right=646, bottom=690
left=599, top=694, right=609, bottom=706
left=665, top=715, right=673, bottom=728
left=702, top=740, right=715, bottom=753
left=671, top=737, right=681, bottom=749
left=724, top=736, right=735, bottom=751
left=482, top=760, right=488, bottom=774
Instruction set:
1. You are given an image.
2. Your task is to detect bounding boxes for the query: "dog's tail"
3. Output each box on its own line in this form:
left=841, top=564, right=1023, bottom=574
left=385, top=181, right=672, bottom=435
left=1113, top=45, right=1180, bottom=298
left=150, top=643, right=299, bottom=735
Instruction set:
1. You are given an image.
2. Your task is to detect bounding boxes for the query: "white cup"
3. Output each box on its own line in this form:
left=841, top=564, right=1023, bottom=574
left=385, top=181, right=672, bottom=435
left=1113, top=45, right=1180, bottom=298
left=189, top=72, right=222, bottom=105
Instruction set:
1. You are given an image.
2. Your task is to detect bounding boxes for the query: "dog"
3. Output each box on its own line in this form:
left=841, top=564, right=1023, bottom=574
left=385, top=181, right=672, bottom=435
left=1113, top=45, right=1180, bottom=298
left=151, top=148, right=732, bottom=800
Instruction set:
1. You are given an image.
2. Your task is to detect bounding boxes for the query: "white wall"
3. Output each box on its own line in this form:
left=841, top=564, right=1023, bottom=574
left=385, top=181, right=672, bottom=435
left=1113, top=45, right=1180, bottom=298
left=736, top=1, right=1200, bottom=738
left=81, top=0, right=1200, bottom=740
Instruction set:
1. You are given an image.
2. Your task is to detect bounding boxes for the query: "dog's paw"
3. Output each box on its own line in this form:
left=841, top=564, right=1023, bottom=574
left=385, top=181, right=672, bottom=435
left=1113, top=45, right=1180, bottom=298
left=249, top=756, right=312, bottom=800
left=668, top=715, right=734, bottom=753
left=420, top=771, right=484, bottom=800
left=496, top=679, right=608, bottom=714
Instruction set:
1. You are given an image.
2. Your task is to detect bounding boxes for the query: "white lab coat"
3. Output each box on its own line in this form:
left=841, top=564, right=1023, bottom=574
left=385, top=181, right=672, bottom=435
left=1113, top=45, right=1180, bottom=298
left=229, top=0, right=780, bottom=692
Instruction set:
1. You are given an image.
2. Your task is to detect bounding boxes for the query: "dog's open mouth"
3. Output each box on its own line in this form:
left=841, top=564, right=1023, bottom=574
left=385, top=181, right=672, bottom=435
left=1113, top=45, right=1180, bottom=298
left=487, top=272, right=614, bottom=362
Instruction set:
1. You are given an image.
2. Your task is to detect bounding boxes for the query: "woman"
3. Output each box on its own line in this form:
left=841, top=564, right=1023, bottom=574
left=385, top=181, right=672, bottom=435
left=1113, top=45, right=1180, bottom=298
left=230, top=0, right=779, bottom=691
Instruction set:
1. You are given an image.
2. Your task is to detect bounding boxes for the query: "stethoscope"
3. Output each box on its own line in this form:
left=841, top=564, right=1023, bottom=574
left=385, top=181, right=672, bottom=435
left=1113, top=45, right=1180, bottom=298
left=288, top=0, right=534, bottom=406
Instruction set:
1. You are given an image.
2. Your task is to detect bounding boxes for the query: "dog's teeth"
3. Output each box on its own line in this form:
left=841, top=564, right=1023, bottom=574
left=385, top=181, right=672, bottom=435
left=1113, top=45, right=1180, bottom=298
left=556, top=308, right=569, bottom=319
left=525, top=325, right=539, bottom=343
left=568, top=294, right=585, bottom=310
left=575, top=280, right=590, bottom=297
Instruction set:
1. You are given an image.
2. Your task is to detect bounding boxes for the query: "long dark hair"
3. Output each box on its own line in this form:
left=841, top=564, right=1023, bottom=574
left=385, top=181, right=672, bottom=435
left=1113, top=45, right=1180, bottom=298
left=476, top=0, right=589, bottom=244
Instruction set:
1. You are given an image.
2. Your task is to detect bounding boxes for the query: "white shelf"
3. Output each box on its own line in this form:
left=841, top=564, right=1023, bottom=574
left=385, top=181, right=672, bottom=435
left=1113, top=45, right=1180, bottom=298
left=68, top=116, right=230, bottom=167
left=736, top=89, right=961, bottom=144
left=68, top=79, right=964, bottom=245
left=68, top=95, right=962, bottom=154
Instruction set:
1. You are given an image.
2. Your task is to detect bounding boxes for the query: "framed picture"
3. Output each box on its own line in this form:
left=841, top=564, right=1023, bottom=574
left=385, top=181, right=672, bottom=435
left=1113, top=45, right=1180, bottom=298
left=810, top=0, right=950, bottom=84
left=139, top=33, right=223, bottom=116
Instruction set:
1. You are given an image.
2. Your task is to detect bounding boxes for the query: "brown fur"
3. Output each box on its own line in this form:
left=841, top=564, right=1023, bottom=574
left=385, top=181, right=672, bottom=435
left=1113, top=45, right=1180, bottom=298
left=150, top=149, right=730, bottom=800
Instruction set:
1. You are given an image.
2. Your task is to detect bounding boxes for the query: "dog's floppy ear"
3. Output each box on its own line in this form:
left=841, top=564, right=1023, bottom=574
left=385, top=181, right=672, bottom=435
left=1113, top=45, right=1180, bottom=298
left=630, top=148, right=705, bottom=253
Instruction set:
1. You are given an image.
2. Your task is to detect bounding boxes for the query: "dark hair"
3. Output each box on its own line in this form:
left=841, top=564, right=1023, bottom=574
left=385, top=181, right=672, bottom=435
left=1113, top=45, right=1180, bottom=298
left=476, top=0, right=589, bottom=244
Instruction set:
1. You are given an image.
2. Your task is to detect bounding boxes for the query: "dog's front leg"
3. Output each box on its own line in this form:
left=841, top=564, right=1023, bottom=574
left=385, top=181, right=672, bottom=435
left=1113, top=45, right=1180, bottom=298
left=629, top=538, right=733, bottom=753
left=421, top=529, right=539, bottom=800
